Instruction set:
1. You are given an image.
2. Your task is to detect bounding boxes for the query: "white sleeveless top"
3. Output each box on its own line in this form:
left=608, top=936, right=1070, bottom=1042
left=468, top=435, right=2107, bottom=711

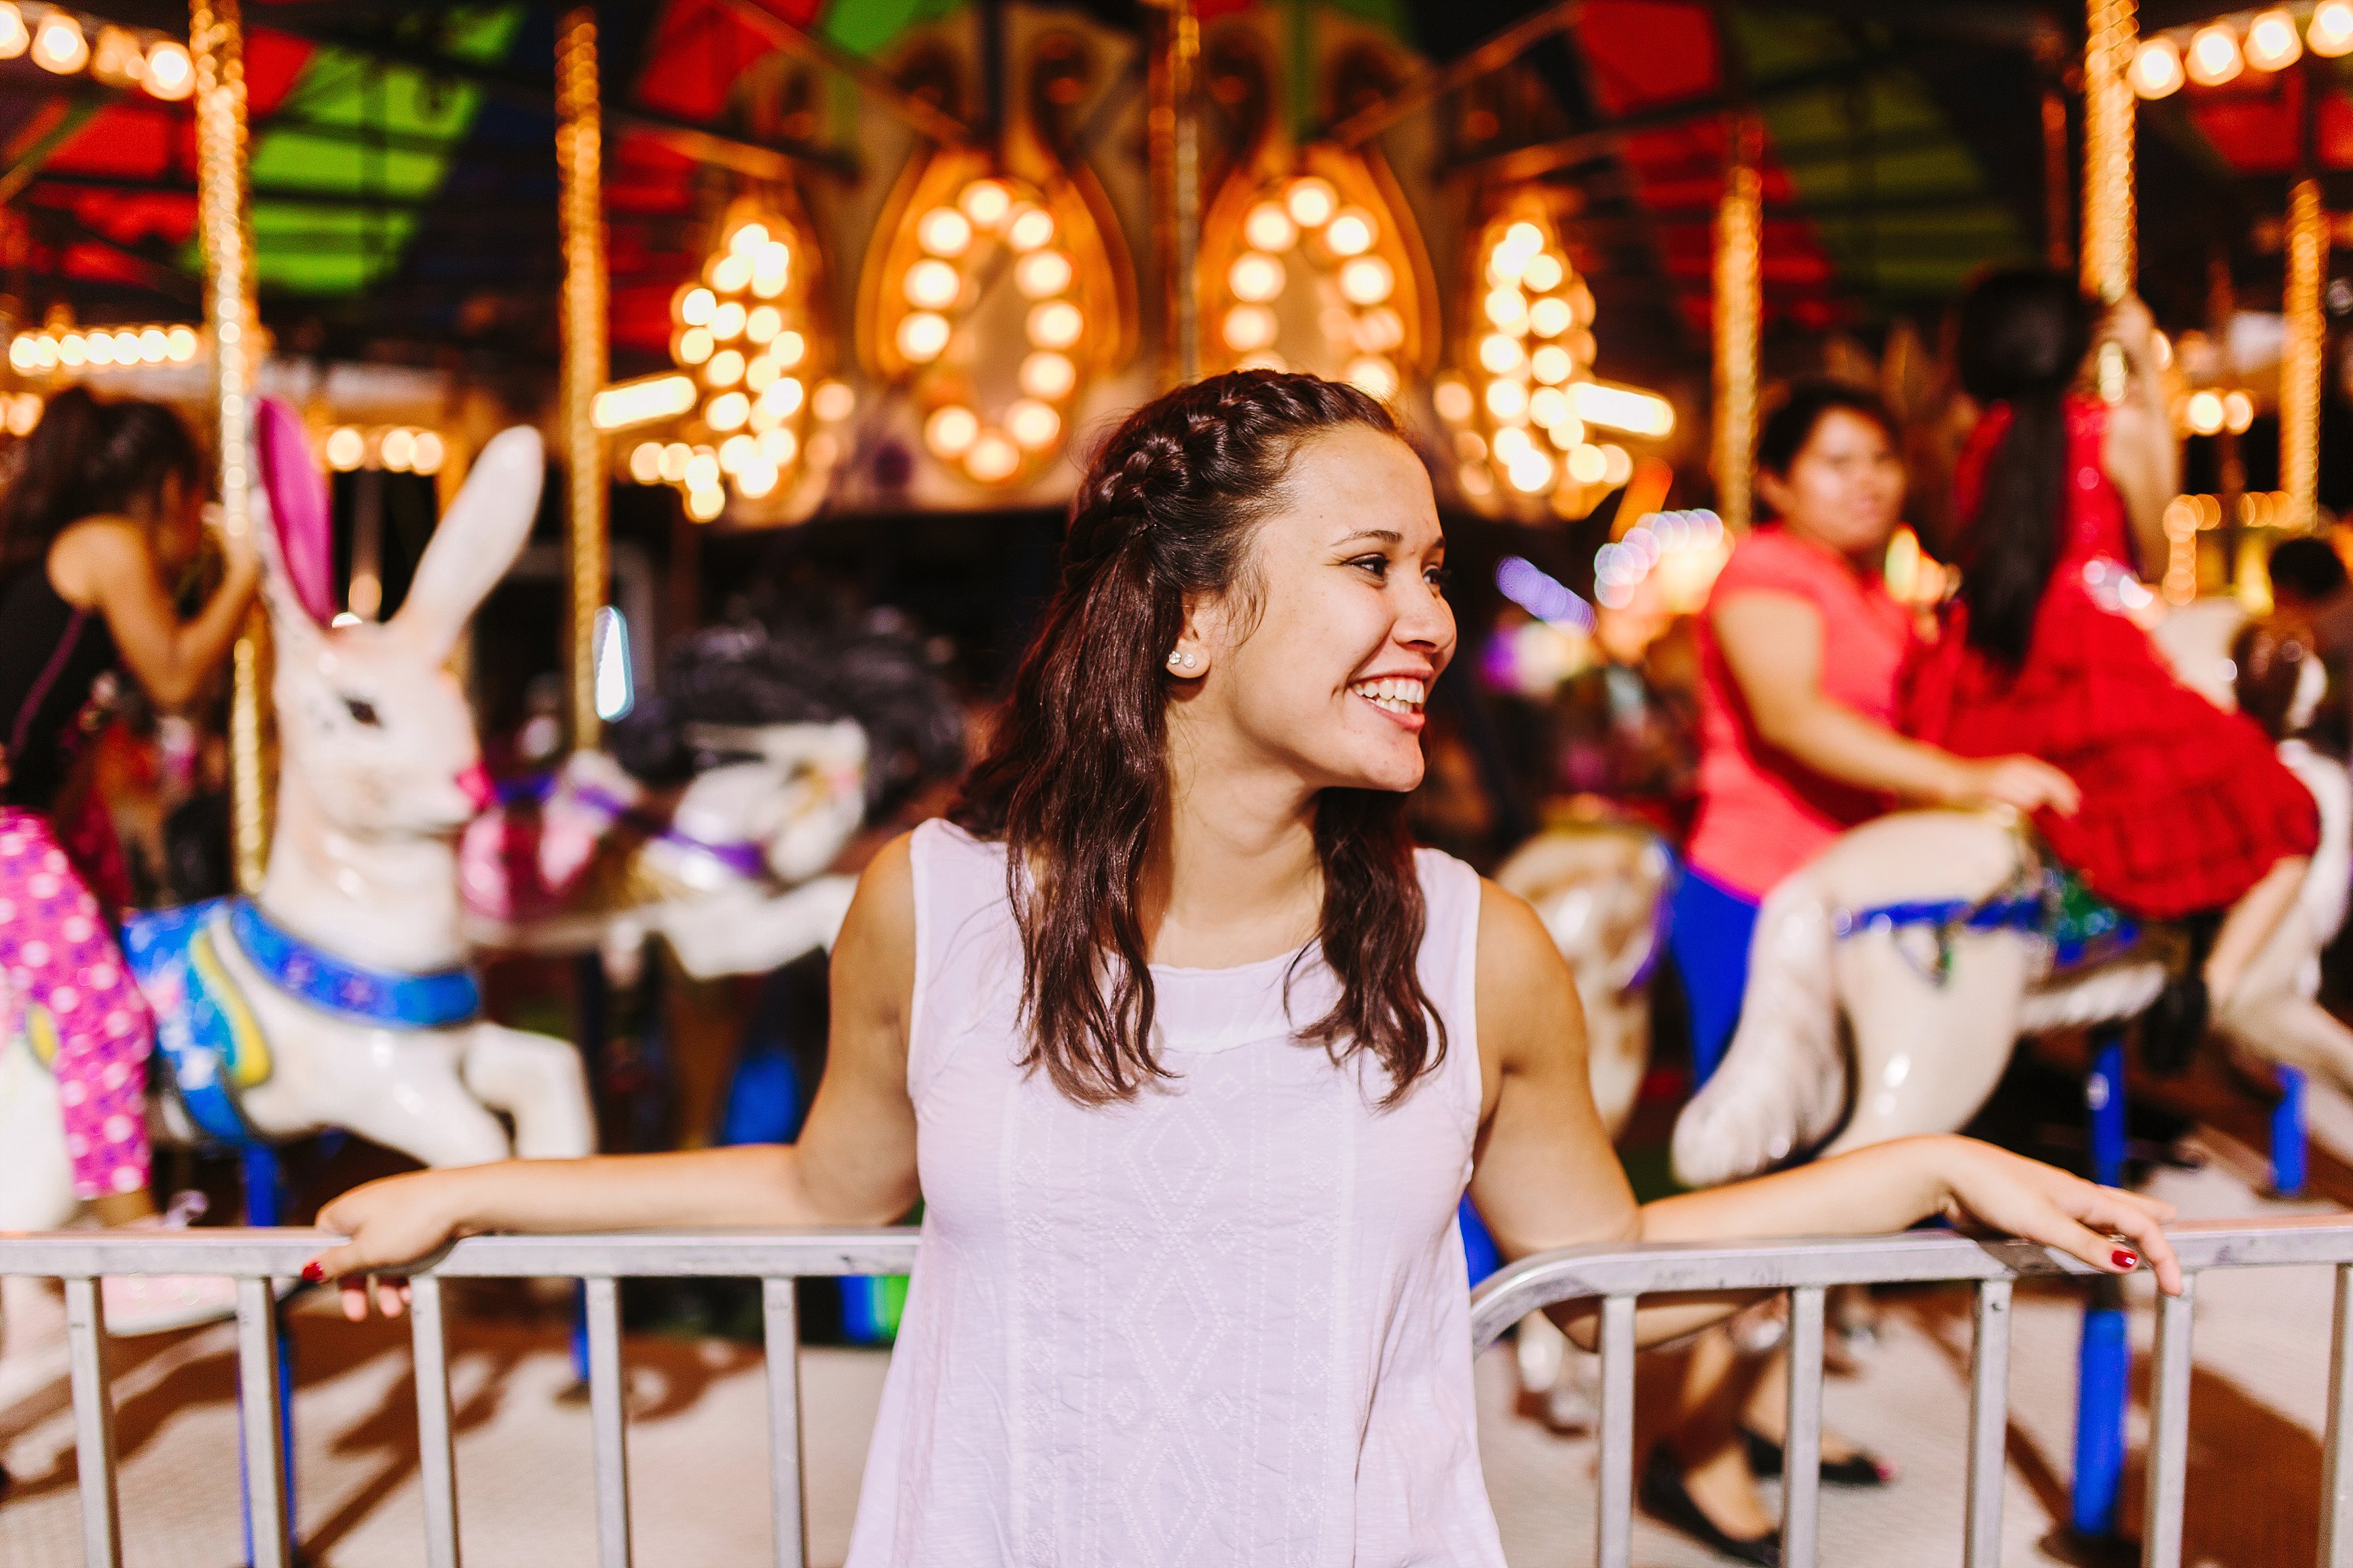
left=844, top=821, right=1507, bottom=1568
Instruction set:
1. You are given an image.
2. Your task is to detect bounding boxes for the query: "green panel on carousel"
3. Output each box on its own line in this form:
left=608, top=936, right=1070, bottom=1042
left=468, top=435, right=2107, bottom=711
left=1728, top=10, right=2032, bottom=305
left=188, top=4, right=526, bottom=294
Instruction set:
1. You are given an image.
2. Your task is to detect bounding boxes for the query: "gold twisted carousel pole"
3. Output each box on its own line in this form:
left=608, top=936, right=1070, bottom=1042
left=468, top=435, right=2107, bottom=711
left=1713, top=112, right=1763, bottom=534
left=2082, top=0, right=2137, bottom=404
left=2283, top=182, right=2327, bottom=535
left=557, top=9, right=608, bottom=753
left=190, top=0, right=266, bottom=895
left=1147, top=0, right=1201, bottom=386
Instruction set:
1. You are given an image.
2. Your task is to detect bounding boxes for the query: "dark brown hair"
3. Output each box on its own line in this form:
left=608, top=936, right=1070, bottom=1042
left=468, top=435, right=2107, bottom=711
left=1755, top=379, right=1897, bottom=498
left=0, top=386, right=202, bottom=575
left=952, top=370, right=1445, bottom=1106
left=1954, top=267, right=2096, bottom=667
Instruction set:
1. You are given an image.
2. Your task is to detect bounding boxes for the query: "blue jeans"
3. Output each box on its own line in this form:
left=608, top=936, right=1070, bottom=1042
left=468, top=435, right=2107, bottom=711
left=1668, top=864, right=1761, bottom=1087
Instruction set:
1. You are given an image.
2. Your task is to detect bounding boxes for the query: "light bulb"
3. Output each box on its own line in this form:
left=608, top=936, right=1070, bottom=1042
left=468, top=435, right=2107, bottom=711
left=925, top=405, right=980, bottom=458
left=2315, top=0, right=2353, bottom=57
left=745, top=304, right=781, bottom=344
left=1345, top=356, right=1398, bottom=400
left=1016, top=250, right=1074, bottom=299
left=1006, top=206, right=1056, bottom=252
left=709, top=300, right=746, bottom=340
left=1522, top=253, right=1565, bottom=292
left=1485, top=379, right=1528, bottom=420
left=960, top=180, right=1012, bottom=229
left=143, top=39, right=193, bottom=99
left=1478, top=333, right=1525, bottom=374
left=1244, top=201, right=1298, bottom=253
left=2130, top=36, right=2185, bottom=97
left=2246, top=9, right=2301, bottom=71
left=1026, top=300, right=1083, bottom=350
left=1339, top=257, right=1394, bottom=305
left=1007, top=399, right=1062, bottom=450
left=706, top=391, right=751, bottom=432
left=1019, top=352, right=1078, bottom=400
left=1283, top=177, right=1337, bottom=229
left=711, top=253, right=753, bottom=294
left=2187, top=22, right=2243, bottom=86
left=904, top=259, right=962, bottom=311
left=1222, top=304, right=1277, bottom=353
left=1324, top=210, right=1375, bottom=258
left=1530, top=345, right=1573, bottom=384
left=1228, top=253, right=1285, bottom=303
left=0, top=5, right=26, bottom=60
left=965, top=431, right=1020, bottom=483
left=1484, top=288, right=1529, bottom=332
left=325, top=427, right=365, bottom=471
left=1529, top=296, right=1572, bottom=337
left=676, top=326, right=714, bottom=365
left=898, top=311, right=951, bottom=362
left=1433, top=379, right=1474, bottom=423
left=629, top=442, right=664, bottom=484
left=918, top=206, right=971, bottom=257
left=32, top=11, right=85, bottom=73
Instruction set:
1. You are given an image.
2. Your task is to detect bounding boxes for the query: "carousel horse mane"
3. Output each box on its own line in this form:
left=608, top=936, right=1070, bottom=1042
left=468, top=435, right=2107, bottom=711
left=606, top=612, right=966, bottom=811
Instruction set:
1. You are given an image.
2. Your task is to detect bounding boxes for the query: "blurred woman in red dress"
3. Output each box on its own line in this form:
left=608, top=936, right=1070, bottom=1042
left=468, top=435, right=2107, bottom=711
left=1905, top=269, right=2317, bottom=1018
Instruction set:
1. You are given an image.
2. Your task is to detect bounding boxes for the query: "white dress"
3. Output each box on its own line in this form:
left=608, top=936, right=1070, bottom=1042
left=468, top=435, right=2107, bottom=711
left=844, top=820, right=1508, bottom=1568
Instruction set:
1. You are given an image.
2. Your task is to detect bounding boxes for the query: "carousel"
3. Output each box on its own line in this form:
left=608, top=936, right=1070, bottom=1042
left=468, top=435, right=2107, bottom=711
left=0, top=1, right=2351, bottom=1565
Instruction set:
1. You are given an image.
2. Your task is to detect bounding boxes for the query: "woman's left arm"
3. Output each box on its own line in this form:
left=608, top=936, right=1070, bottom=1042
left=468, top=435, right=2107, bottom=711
left=2102, top=297, right=2182, bottom=576
left=1466, top=884, right=2180, bottom=1346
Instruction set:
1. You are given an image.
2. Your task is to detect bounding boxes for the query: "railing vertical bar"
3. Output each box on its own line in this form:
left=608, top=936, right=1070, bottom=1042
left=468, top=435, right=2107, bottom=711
left=61, top=1278, right=122, bottom=1568
left=1597, top=1296, right=1637, bottom=1568
left=1964, top=1279, right=2013, bottom=1568
left=409, top=1276, right=463, bottom=1568
left=2142, top=1276, right=2198, bottom=1568
left=585, top=1275, right=633, bottom=1568
left=763, top=1278, right=808, bottom=1568
left=235, top=1277, right=292, bottom=1568
left=1782, top=1286, right=1827, bottom=1568
left=2321, top=1264, right=2353, bottom=1567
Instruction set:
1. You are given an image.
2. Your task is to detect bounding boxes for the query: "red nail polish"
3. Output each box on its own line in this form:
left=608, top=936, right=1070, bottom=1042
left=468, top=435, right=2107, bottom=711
left=2112, top=1249, right=2138, bottom=1270
left=301, top=1262, right=326, bottom=1283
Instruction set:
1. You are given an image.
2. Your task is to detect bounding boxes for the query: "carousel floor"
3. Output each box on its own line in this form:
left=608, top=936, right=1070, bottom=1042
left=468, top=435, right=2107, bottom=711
left=0, top=1135, right=2342, bottom=1568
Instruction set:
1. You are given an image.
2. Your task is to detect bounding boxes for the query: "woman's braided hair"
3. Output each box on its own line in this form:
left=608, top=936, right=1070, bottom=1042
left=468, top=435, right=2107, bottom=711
left=953, top=369, right=1446, bottom=1106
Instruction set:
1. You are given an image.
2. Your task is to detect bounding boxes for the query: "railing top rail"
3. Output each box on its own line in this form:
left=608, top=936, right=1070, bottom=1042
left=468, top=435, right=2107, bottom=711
left=1467, top=1215, right=2353, bottom=1350
left=0, top=1227, right=924, bottom=1280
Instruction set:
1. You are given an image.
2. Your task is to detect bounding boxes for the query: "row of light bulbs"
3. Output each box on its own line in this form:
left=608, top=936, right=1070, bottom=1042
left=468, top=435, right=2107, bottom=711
left=2130, top=4, right=2353, bottom=97
left=2181, top=387, right=2258, bottom=437
left=0, top=3, right=196, bottom=100
left=323, top=425, right=448, bottom=476
left=1209, top=173, right=1407, bottom=401
left=9, top=323, right=202, bottom=373
left=2165, top=489, right=2298, bottom=532
left=898, top=173, right=1093, bottom=488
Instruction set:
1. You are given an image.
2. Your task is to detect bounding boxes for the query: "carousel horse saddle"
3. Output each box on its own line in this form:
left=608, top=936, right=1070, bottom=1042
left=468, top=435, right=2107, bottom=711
left=120, top=898, right=483, bottom=1144
left=1833, top=865, right=2140, bottom=979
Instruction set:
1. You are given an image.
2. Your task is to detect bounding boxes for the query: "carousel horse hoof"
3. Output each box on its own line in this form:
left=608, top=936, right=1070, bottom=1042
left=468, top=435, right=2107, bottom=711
left=1740, top=1428, right=1898, bottom=1487
left=1640, top=1445, right=1782, bottom=1567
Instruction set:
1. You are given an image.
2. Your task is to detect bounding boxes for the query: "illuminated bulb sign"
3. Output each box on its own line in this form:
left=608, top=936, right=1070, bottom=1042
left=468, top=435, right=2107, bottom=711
left=864, top=152, right=1125, bottom=491
left=1, top=5, right=195, bottom=99
left=9, top=321, right=202, bottom=374
left=322, top=425, right=447, bottom=475
left=1433, top=202, right=1666, bottom=521
left=1197, top=144, right=1431, bottom=399
left=620, top=200, right=849, bottom=523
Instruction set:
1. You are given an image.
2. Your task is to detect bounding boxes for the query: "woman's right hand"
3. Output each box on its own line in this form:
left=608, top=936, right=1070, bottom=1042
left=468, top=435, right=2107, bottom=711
left=201, top=502, right=262, bottom=589
left=305, top=1170, right=474, bottom=1321
left=1952, top=755, right=2082, bottom=817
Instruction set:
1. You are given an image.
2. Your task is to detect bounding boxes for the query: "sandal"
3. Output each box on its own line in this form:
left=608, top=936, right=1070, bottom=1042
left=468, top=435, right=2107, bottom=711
left=1639, top=1443, right=1782, bottom=1567
left=1740, top=1428, right=1897, bottom=1487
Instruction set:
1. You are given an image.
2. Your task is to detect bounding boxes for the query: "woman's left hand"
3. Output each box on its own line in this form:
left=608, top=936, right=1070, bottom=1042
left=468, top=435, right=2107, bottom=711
left=1927, top=1136, right=2184, bottom=1294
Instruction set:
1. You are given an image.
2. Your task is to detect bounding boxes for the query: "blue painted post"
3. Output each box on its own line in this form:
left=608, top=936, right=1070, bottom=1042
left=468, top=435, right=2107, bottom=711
left=2071, top=1029, right=2130, bottom=1539
left=2274, top=1065, right=2309, bottom=1199
left=1458, top=1197, right=1501, bottom=1286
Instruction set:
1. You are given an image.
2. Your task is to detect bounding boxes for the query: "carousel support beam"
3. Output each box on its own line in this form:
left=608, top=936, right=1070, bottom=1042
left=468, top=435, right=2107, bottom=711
left=1326, top=0, right=1583, bottom=148
left=192, top=0, right=268, bottom=897
left=2285, top=177, right=2326, bottom=534
left=1714, top=114, right=1763, bottom=536
left=557, top=9, right=608, bottom=755
left=2041, top=84, right=2071, bottom=270
left=2081, top=0, right=2135, bottom=308
left=1147, top=0, right=1201, bottom=386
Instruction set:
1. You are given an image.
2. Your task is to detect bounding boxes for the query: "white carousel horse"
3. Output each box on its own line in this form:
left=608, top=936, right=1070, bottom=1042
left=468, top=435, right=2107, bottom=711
left=1492, top=818, right=1672, bottom=1429
left=0, top=418, right=595, bottom=1241
left=1672, top=598, right=2353, bottom=1188
left=458, top=729, right=868, bottom=987
left=458, top=618, right=963, bottom=985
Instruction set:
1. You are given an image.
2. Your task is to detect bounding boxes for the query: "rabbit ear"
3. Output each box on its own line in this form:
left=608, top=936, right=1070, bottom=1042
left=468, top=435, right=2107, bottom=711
left=245, top=402, right=325, bottom=664
left=390, top=426, right=545, bottom=663
left=253, top=399, right=337, bottom=626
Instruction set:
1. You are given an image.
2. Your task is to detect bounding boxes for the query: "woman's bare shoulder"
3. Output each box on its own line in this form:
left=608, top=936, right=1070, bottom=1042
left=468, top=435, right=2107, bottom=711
left=45, top=516, right=150, bottom=606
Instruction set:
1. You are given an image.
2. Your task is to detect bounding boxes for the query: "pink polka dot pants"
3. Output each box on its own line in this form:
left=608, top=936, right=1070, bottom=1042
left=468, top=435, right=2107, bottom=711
left=0, top=807, right=153, bottom=1201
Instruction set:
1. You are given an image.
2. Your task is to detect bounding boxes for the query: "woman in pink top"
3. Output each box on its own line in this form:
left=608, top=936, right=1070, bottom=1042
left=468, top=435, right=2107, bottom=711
left=303, top=374, right=2171, bottom=1567
left=1661, top=382, right=2077, bottom=1560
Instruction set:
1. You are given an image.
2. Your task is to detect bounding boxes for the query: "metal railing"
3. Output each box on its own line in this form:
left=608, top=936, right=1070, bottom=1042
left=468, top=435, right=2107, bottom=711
left=1468, top=1215, right=2353, bottom=1568
left=7, top=1216, right=2353, bottom=1568
left=0, top=1228, right=920, bottom=1568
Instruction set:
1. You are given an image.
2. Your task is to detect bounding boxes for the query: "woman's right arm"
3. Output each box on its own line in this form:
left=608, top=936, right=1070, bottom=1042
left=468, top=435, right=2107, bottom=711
left=53, top=519, right=260, bottom=708
left=304, top=833, right=926, bottom=1311
left=1713, top=589, right=2080, bottom=817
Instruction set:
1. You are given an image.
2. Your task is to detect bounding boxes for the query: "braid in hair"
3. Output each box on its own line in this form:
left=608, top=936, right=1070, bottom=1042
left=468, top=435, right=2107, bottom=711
left=954, top=370, right=1445, bottom=1106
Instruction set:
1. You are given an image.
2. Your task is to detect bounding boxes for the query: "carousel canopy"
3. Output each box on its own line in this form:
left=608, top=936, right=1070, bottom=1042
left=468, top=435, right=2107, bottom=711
left=0, top=0, right=2334, bottom=385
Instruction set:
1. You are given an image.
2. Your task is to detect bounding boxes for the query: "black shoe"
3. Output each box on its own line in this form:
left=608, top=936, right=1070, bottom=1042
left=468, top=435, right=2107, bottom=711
left=1640, top=1443, right=1782, bottom=1567
left=1741, top=1428, right=1897, bottom=1487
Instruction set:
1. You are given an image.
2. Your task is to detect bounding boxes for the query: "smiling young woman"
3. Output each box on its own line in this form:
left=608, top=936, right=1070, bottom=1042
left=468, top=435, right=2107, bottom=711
left=308, top=370, right=2180, bottom=1567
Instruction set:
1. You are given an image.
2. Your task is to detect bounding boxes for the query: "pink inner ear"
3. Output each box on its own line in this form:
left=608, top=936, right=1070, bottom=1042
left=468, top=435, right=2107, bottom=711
left=255, top=397, right=336, bottom=626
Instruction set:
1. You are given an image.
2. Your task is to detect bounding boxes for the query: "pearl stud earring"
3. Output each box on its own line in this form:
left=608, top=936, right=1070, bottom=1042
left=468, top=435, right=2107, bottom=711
left=1168, top=650, right=1199, bottom=672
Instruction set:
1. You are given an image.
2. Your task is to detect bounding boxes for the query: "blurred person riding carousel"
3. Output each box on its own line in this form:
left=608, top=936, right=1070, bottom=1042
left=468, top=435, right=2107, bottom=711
left=0, top=386, right=260, bottom=1329
left=1654, top=380, right=2077, bottom=1563
left=1902, top=270, right=2319, bottom=1043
